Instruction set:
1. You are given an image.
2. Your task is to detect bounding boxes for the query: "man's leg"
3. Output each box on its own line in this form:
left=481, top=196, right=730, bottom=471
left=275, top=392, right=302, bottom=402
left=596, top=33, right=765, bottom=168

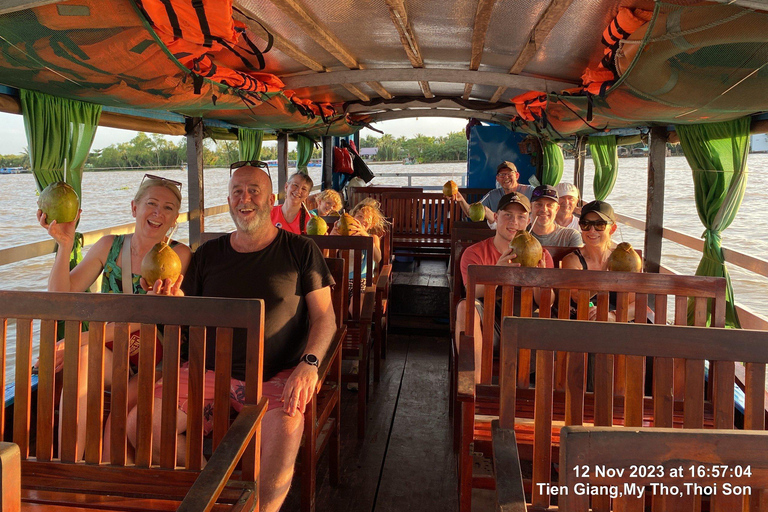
left=260, top=408, right=304, bottom=512
left=455, top=299, right=483, bottom=384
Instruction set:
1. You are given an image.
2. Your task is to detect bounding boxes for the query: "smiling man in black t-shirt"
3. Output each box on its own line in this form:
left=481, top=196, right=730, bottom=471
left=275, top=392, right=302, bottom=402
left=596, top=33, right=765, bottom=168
left=131, top=164, right=336, bottom=512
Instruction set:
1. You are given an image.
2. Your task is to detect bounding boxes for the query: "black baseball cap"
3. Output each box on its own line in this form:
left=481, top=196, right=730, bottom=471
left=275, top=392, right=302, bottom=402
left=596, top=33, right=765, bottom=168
left=580, top=200, right=616, bottom=222
left=531, top=185, right=558, bottom=203
left=496, top=192, right=531, bottom=212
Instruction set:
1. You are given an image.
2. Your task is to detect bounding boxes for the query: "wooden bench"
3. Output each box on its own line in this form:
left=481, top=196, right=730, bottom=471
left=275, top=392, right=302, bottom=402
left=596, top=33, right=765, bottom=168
left=348, top=186, right=422, bottom=213
left=383, top=191, right=461, bottom=259
left=492, top=317, right=768, bottom=511
left=545, top=426, right=768, bottom=512
left=305, top=235, right=376, bottom=439
left=0, top=442, right=20, bottom=511
left=456, top=267, right=727, bottom=512
left=4, top=290, right=268, bottom=511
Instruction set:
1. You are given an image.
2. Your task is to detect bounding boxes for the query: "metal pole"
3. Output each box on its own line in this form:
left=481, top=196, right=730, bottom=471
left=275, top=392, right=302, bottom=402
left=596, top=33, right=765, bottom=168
left=644, top=126, right=667, bottom=274
left=353, top=130, right=360, bottom=150
left=573, top=135, right=587, bottom=200
left=185, top=117, right=204, bottom=250
left=321, top=136, right=333, bottom=190
left=277, top=132, right=289, bottom=201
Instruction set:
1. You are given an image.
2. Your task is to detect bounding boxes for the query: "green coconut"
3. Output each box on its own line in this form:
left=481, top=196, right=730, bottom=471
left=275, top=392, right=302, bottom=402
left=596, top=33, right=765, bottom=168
left=338, top=213, right=355, bottom=236
left=307, top=215, right=328, bottom=235
left=508, top=230, right=543, bottom=267
left=606, top=242, right=642, bottom=272
left=442, top=180, right=458, bottom=198
left=140, top=242, right=182, bottom=286
left=468, top=202, right=485, bottom=222
left=38, top=181, right=79, bottom=224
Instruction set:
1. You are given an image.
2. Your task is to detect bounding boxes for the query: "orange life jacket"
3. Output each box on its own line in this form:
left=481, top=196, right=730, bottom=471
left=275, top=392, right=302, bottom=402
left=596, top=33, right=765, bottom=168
left=510, top=91, right=548, bottom=122
left=34, top=0, right=143, bottom=30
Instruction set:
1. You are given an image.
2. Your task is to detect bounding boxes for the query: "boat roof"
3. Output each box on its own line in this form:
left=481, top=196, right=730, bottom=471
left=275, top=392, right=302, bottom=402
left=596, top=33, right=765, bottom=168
left=0, top=0, right=766, bottom=138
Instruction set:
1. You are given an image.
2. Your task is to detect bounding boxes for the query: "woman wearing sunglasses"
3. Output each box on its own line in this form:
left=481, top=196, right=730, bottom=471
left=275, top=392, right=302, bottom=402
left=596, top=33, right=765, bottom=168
left=37, top=174, right=192, bottom=460
left=561, top=201, right=617, bottom=271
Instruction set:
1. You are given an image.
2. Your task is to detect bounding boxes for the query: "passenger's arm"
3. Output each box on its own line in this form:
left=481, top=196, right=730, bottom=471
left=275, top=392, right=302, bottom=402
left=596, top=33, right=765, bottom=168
left=452, top=191, right=471, bottom=217
left=371, top=234, right=382, bottom=266
left=52, top=235, right=111, bottom=293
left=281, top=286, right=336, bottom=417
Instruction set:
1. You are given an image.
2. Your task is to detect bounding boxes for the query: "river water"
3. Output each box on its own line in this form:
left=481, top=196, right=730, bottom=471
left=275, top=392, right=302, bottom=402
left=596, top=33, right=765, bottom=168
left=1, top=155, right=767, bottom=373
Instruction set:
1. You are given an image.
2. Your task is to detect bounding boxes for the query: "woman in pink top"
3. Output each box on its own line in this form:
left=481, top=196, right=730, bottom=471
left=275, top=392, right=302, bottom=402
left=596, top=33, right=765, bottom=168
left=270, top=172, right=313, bottom=234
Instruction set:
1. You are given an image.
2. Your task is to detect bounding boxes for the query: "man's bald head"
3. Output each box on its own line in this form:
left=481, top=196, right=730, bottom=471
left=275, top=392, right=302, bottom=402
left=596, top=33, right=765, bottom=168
left=229, top=165, right=273, bottom=193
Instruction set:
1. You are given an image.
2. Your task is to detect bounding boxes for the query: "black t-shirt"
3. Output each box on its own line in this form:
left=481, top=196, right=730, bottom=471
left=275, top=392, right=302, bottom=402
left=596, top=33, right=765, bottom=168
left=182, top=230, right=334, bottom=381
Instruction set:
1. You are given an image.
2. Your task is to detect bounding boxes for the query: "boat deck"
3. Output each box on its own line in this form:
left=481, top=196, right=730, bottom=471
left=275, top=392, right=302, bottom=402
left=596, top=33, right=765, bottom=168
left=281, top=259, right=494, bottom=512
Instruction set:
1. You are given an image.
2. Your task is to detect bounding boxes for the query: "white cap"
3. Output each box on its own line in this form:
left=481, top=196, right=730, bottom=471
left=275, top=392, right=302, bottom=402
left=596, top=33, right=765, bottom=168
left=555, top=182, right=579, bottom=199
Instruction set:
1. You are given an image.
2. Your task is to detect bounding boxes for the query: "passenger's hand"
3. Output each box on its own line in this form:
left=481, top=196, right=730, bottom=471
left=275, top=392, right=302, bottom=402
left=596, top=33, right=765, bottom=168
left=32, top=340, right=67, bottom=374
left=142, top=274, right=185, bottom=296
left=452, top=191, right=466, bottom=203
left=281, top=362, right=319, bottom=416
left=496, top=246, right=522, bottom=267
left=587, top=306, right=616, bottom=322
left=38, top=208, right=81, bottom=249
left=537, top=257, right=547, bottom=268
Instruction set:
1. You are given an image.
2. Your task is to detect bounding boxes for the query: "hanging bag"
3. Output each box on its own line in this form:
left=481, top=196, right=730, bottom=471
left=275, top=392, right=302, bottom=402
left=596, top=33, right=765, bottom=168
left=333, top=146, right=354, bottom=175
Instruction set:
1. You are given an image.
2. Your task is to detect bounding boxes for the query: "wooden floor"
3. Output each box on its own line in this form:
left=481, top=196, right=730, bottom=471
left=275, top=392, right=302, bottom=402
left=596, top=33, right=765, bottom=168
left=282, top=259, right=495, bottom=512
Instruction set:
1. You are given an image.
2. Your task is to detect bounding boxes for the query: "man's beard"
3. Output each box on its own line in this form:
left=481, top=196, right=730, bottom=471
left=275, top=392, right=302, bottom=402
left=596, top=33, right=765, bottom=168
left=230, top=202, right=269, bottom=234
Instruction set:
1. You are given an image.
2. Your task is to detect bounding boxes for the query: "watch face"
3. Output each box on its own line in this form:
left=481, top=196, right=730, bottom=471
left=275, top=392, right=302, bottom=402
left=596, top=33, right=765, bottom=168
left=304, top=354, right=319, bottom=365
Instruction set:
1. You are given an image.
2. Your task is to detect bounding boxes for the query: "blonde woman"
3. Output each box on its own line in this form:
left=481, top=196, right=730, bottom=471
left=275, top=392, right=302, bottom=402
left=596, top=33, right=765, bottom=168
left=37, top=174, right=192, bottom=460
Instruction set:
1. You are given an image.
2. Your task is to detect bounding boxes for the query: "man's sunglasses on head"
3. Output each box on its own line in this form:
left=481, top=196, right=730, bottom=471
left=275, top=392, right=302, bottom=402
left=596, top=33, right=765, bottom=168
left=230, top=160, right=271, bottom=180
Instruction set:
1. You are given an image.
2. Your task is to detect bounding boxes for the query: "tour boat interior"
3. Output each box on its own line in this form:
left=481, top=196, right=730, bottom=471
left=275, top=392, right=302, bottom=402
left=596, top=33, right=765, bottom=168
left=0, top=0, right=768, bottom=511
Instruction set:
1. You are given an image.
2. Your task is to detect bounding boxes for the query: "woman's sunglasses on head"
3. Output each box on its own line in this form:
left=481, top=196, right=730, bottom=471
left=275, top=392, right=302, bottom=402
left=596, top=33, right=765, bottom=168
left=142, top=173, right=183, bottom=192
left=579, top=219, right=610, bottom=231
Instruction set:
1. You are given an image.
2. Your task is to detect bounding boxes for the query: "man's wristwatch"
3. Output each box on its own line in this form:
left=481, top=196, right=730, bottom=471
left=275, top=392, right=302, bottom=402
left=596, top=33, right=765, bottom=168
left=300, top=353, right=319, bottom=367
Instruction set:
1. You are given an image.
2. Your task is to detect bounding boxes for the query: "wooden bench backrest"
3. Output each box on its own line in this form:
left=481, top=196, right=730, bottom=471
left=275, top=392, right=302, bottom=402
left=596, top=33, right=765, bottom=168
left=348, top=186, right=422, bottom=214
left=560, top=426, right=768, bottom=512
left=384, top=192, right=461, bottom=239
left=2, top=291, right=264, bottom=485
left=458, top=188, right=491, bottom=206
left=465, top=267, right=726, bottom=386
left=304, top=235, right=374, bottom=322
left=501, top=317, right=762, bottom=509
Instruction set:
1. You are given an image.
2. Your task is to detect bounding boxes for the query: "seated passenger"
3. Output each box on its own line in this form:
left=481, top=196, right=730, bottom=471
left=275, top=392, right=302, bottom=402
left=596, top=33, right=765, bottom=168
left=131, top=164, right=336, bottom=512
left=330, top=197, right=385, bottom=286
left=309, top=189, right=343, bottom=217
left=529, top=185, right=582, bottom=247
left=271, top=172, right=313, bottom=234
left=561, top=200, right=648, bottom=322
left=452, top=161, right=535, bottom=224
left=554, top=182, right=581, bottom=230
left=454, top=192, right=553, bottom=384
left=36, top=175, right=192, bottom=460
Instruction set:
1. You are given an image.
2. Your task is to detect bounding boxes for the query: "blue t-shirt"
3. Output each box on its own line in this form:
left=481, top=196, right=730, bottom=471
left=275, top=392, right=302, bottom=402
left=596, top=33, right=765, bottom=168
left=480, top=185, right=534, bottom=211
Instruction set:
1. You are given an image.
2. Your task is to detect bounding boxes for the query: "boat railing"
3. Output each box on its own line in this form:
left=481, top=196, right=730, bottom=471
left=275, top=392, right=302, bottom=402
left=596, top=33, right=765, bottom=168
left=2, top=185, right=767, bottom=328
left=371, top=172, right=467, bottom=189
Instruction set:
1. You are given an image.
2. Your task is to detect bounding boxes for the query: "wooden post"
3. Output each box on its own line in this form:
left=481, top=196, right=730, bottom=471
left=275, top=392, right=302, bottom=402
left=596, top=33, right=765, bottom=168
left=277, top=132, right=289, bottom=201
left=322, top=136, right=333, bottom=191
left=353, top=130, right=360, bottom=150
left=573, top=135, right=586, bottom=199
left=644, top=126, right=667, bottom=274
left=185, top=117, right=204, bottom=250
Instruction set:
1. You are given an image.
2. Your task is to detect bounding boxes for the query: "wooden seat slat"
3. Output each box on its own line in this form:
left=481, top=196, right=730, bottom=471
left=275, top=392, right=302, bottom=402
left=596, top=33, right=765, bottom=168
left=186, top=325, right=206, bottom=472
left=85, top=322, right=106, bottom=465
left=110, top=323, right=130, bottom=466
left=36, top=319, right=57, bottom=463
left=213, top=328, right=234, bottom=455
left=135, top=323, right=158, bottom=468
left=159, top=324, right=181, bottom=470
left=14, top=319, right=33, bottom=459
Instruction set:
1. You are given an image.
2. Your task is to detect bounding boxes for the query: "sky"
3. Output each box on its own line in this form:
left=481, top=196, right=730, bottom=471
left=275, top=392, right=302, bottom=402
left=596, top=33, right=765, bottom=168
left=0, top=112, right=468, bottom=154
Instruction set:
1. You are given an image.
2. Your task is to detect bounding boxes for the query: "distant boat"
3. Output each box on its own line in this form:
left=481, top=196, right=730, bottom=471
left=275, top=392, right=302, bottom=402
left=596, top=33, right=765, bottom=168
left=0, top=167, right=24, bottom=174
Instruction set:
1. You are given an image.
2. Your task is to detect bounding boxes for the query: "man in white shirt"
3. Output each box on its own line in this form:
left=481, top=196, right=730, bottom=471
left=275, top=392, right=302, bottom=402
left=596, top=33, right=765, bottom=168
left=555, top=182, right=581, bottom=230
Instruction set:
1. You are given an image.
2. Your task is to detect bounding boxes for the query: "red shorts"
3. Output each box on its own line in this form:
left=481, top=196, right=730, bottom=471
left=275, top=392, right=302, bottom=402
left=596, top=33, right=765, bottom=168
left=153, top=364, right=293, bottom=434
left=105, top=329, right=163, bottom=367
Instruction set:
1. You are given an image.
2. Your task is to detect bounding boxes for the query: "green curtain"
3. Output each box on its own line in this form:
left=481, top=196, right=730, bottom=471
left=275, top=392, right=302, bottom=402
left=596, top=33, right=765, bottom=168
left=296, top=135, right=314, bottom=174
left=541, top=140, right=564, bottom=186
left=589, top=135, right=618, bottom=201
left=677, top=118, right=750, bottom=328
left=20, top=89, right=101, bottom=268
left=238, top=128, right=263, bottom=161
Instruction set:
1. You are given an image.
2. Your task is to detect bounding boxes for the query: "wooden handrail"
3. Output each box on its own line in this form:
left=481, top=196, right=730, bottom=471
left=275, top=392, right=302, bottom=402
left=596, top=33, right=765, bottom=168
left=178, top=398, right=268, bottom=512
left=0, top=204, right=229, bottom=266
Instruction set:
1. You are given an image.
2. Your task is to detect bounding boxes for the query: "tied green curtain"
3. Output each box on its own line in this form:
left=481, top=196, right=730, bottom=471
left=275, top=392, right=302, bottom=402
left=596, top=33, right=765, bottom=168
left=238, top=128, right=263, bottom=161
left=20, top=89, right=101, bottom=268
left=677, top=118, right=750, bottom=329
left=589, top=135, right=618, bottom=201
left=296, top=135, right=314, bottom=174
left=541, top=140, right=564, bottom=186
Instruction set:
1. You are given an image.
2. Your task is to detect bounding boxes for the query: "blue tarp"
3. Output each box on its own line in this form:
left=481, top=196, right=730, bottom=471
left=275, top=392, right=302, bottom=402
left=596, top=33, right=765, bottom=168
left=467, top=125, right=537, bottom=189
